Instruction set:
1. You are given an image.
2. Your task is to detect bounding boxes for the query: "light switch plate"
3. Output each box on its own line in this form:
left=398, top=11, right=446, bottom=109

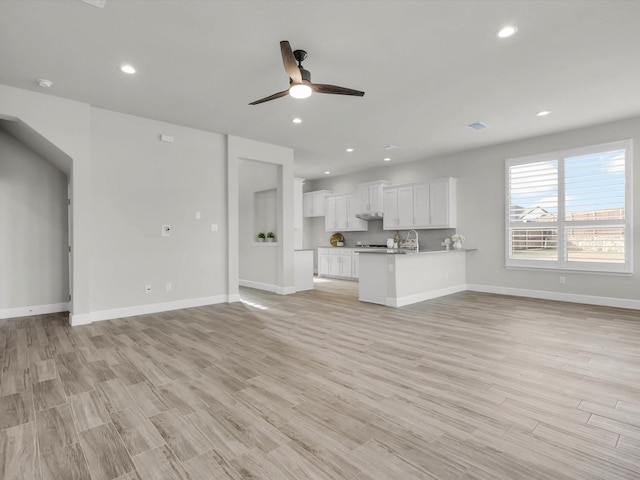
left=211, top=224, right=218, bottom=232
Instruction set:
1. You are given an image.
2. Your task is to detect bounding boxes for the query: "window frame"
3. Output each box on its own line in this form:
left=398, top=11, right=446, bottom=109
left=505, top=139, right=633, bottom=274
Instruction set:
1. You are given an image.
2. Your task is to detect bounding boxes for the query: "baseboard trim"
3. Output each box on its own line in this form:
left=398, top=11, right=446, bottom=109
left=466, top=284, right=640, bottom=310
left=239, top=279, right=277, bottom=293
left=387, top=284, right=467, bottom=308
left=69, top=313, right=93, bottom=326
left=0, top=302, right=70, bottom=320
left=76, top=295, right=228, bottom=326
left=227, top=293, right=242, bottom=303
left=276, top=286, right=296, bottom=295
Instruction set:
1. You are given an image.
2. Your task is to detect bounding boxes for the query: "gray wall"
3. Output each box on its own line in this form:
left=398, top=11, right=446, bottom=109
left=0, top=84, right=296, bottom=322
left=307, top=116, right=640, bottom=305
left=90, top=108, right=227, bottom=312
left=0, top=129, right=69, bottom=309
left=238, top=159, right=278, bottom=288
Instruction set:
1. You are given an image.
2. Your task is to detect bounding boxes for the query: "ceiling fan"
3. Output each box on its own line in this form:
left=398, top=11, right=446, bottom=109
left=249, top=41, right=365, bottom=105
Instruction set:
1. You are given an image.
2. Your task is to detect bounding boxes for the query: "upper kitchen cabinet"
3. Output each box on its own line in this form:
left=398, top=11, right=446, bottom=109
left=358, top=180, right=390, bottom=217
left=303, top=190, right=331, bottom=217
left=427, top=177, right=457, bottom=228
left=383, top=178, right=457, bottom=230
left=382, top=185, right=414, bottom=230
left=325, top=193, right=368, bottom=232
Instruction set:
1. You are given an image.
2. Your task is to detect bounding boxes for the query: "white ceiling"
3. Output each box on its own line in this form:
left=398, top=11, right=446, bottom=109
left=1, top=0, right=639, bottom=180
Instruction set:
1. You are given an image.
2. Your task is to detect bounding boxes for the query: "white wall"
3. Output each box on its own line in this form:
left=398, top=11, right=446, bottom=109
left=0, top=84, right=297, bottom=323
left=238, top=159, right=278, bottom=289
left=89, top=108, right=227, bottom=316
left=0, top=129, right=69, bottom=313
left=228, top=135, right=295, bottom=298
left=0, top=84, right=91, bottom=320
left=308, top=116, right=640, bottom=308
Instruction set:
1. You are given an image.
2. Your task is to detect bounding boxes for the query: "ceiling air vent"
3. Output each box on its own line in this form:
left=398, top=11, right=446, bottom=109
left=466, top=121, right=489, bottom=130
left=80, top=0, right=106, bottom=8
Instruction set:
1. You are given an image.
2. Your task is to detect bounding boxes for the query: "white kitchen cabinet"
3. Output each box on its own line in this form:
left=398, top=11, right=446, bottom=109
left=352, top=251, right=359, bottom=279
left=397, top=187, right=414, bottom=228
left=317, top=248, right=354, bottom=279
left=413, top=183, right=430, bottom=227
left=336, top=195, right=348, bottom=230
left=383, top=178, right=457, bottom=230
left=358, top=180, right=390, bottom=214
left=383, top=185, right=413, bottom=230
left=325, top=193, right=368, bottom=232
left=303, top=190, right=331, bottom=217
left=347, top=194, right=368, bottom=230
left=317, top=248, right=330, bottom=275
left=428, top=177, right=457, bottom=228
left=324, top=196, right=337, bottom=231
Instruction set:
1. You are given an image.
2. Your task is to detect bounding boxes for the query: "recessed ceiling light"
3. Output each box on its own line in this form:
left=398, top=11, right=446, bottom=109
left=292, top=118, right=302, bottom=124
left=466, top=121, right=489, bottom=130
left=536, top=111, right=551, bottom=117
left=384, top=157, right=391, bottom=162
left=120, top=64, right=136, bottom=74
left=346, top=148, right=354, bottom=152
left=37, top=79, right=53, bottom=88
left=497, top=25, right=518, bottom=38
left=324, top=171, right=331, bottom=175
left=81, top=0, right=106, bottom=8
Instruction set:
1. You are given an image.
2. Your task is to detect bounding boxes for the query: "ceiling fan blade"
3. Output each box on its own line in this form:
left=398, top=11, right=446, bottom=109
left=312, top=83, right=365, bottom=97
left=280, top=40, right=302, bottom=84
left=249, top=89, right=290, bottom=105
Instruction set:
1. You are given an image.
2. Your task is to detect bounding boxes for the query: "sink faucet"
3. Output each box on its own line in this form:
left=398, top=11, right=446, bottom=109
left=406, top=229, right=419, bottom=252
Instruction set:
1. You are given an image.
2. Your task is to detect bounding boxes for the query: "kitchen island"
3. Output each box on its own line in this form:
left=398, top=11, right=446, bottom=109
left=358, top=249, right=471, bottom=307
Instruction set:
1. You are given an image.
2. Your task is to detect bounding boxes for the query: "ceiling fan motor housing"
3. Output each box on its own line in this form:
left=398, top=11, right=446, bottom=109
left=293, top=49, right=308, bottom=63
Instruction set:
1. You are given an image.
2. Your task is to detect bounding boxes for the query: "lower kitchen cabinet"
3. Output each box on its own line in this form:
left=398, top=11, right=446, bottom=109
left=317, top=248, right=356, bottom=279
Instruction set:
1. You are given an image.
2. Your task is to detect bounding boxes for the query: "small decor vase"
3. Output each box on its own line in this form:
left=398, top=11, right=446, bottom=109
left=453, top=240, right=463, bottom=250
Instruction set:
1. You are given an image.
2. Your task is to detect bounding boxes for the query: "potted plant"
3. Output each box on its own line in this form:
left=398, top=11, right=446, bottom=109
left=266, top=231, right=275, bottom=242
left=450, top=233, right=466, bottom=250
left=256, top=232, right=265, bottom=242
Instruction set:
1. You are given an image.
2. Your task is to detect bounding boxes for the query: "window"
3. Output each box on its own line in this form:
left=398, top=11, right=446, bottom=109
left=506, top=140, right=632, bottom=273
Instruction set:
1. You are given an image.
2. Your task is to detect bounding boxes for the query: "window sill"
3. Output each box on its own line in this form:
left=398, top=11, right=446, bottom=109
left=253, top=242, right=278, bottom=247
left=505, top=265, right=632, bottom=276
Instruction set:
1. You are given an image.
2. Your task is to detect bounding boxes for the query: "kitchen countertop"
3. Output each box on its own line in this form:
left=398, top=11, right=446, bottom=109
left=358, top=248, right=476, bottom=255
left=316, top=246, right=387, bottom=249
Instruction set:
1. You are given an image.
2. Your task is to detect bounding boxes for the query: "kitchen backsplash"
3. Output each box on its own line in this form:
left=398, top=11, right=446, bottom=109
left=309, top=218, right=456, bottom=250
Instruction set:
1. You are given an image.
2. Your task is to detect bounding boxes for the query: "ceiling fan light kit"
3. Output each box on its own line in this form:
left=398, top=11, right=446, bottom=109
left=250, top=40, right=364, bottom=105
left=289, top=83, right=312, bottom=99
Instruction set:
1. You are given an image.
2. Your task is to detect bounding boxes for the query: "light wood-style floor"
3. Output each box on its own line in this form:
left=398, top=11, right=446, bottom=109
left=1, top=279, right=640, bottom=480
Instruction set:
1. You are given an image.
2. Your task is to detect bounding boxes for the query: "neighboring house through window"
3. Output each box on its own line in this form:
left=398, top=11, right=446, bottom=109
left=506, top=139, right=632, bottom=273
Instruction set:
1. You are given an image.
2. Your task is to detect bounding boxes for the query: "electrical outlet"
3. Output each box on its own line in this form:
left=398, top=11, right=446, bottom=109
left=145, top=284, right=152, bottom=293
left=195, top=211, right=201, bottom=220
left=166, top=283, right=172, bottom=292
left=162, top=225, right=171, bottom=237
left=559, top=276, right=566, bottom=285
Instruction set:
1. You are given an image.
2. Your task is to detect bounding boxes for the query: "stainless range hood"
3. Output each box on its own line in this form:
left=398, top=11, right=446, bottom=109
left=355, top=212, right=384, bottom=221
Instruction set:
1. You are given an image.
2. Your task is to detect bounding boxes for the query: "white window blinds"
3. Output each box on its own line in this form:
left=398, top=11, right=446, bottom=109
left=506, top=140, right=632, bottom=273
